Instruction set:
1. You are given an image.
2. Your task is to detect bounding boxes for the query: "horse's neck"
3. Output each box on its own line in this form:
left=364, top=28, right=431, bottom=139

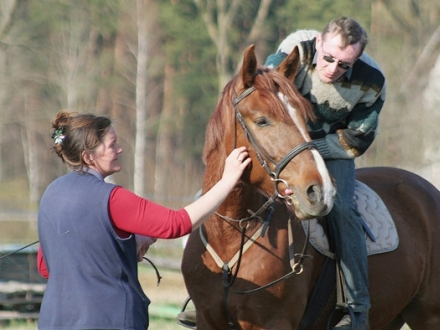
left=202, top=183, right=265, bottom=253
left=205, top=184, right=252, bottom=226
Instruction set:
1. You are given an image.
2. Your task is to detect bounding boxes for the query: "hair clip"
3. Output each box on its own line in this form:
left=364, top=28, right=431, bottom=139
left=52, top=127, right=65, bottom=145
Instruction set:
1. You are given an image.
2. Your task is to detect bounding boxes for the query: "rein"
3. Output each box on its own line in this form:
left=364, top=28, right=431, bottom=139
left=0, top=240, right=39, bottom=260
left=1, top=240, right=163, bottom=285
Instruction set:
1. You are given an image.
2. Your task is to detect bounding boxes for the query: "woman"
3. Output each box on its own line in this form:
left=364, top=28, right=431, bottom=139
left=37, top=111, right=251, bottom=330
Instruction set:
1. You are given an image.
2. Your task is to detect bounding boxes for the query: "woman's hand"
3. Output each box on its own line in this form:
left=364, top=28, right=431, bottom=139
left=135, top=235, right=157, bottom=262
left=220, top=146, right=251, bottom=188
left=184, top=146, right=251, bottom=230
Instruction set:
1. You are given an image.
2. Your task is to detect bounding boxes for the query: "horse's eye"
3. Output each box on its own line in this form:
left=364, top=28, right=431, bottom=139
left=255, top=117, right=269, bottom=127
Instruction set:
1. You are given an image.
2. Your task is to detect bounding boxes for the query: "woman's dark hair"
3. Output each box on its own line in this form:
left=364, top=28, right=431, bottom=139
left=51, top=111, right=112, bottom=172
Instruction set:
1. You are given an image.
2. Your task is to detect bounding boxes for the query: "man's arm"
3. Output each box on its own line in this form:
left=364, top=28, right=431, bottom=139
left=314, top=95, right=385, bottom=159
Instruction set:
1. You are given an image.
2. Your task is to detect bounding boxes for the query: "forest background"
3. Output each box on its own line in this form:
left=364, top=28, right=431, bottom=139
left=1, top=0, right=440, bottom=214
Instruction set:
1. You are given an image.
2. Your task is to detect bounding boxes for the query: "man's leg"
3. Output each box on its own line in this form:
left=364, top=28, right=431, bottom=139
left=325, top=159, right=370, bottom=329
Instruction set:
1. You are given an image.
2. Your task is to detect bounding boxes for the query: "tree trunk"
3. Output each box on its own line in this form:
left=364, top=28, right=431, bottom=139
left=154, top=64, right=174, bottom=201
left=0, top=0, right=18, bottom=40
left=0, top=0, right=19, bottom=182
left=20, top=87, right=40, bottom=204
left=133, top=0, right=150, bottom=197
left=194, top=0, right=272, bottom=89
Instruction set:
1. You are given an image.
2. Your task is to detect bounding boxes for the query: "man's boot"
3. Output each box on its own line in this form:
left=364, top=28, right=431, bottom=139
left=332, top=311, right=369, bottom=330
left=177, top=310, right=196, bottom=329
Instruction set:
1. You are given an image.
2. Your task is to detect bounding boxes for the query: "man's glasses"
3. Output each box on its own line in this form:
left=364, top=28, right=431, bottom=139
left=322, top=55, right=351, bottom=71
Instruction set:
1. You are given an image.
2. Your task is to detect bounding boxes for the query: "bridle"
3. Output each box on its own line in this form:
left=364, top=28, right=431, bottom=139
left=233, top=86, right=316, bottom=205
left=199, top=86, right=317, bottom=330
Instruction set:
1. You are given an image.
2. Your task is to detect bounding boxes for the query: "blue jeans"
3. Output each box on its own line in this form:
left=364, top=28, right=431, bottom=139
left=325, top=159, right=370, bottom=313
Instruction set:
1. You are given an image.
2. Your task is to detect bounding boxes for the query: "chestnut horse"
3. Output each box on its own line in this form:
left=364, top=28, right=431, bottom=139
left=181, top=45, right=440, bottom=329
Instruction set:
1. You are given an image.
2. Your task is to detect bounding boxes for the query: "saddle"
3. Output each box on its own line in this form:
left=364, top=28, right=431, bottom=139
left=301, top=180, right=399, bottom=259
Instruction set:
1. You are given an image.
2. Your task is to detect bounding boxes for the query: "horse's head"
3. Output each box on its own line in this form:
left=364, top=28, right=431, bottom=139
left=203, top=45, right=335, bottom=219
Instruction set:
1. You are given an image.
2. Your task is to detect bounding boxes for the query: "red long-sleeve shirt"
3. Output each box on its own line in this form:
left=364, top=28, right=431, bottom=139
left=37, top=186, right=192, bottom=278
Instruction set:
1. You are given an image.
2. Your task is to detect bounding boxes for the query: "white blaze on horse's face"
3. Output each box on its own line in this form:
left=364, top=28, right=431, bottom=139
left=278, top=92, right=335, bottom=210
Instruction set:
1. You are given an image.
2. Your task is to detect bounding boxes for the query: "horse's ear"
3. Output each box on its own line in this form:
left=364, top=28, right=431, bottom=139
left=276, top=46, right=300, bottom=81
left=237, top=45, right=258, bottom=90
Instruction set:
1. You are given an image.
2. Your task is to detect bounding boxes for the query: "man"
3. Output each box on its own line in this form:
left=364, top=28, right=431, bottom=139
left=265, top=17, right=386, bottom=330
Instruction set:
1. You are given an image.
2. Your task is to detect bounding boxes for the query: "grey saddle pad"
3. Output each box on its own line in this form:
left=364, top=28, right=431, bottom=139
left=301, top=180, right=399, bottom=259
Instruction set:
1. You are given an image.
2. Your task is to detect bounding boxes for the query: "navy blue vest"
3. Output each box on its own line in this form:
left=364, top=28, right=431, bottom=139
left=38, top=171, right=150, bottom=329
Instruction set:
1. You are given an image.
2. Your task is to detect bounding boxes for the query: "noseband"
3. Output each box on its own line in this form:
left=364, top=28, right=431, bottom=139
left=233, top=86, right=317, bottom=204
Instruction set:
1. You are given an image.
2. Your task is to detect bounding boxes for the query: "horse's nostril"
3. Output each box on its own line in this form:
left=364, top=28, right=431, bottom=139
left=307, top=185, right=322, bottom=203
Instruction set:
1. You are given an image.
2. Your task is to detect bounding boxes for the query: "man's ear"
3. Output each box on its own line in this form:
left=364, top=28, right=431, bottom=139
left=316, top=33, right=322, bottom=50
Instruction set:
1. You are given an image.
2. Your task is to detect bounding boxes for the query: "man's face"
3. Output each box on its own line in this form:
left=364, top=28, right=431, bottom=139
left=315, top=32, right=361, bottom=83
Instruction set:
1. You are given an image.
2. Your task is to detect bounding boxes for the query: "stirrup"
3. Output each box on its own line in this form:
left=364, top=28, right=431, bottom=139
left=328, top=306, right=356, bottom=329
left=177, top=296, right=197, bottom=329
left=327, top=260, right=355, bottom=329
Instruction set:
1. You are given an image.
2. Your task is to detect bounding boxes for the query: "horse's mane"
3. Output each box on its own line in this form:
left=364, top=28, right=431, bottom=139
left=202, top=66, right=314, bottom=175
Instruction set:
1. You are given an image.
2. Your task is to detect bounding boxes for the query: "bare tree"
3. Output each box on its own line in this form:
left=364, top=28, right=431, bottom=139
left=0, top=0, right=19, bottom=181
left=49, top=15, right=101, bottom=110
left=421, top=51, right=440, bottom=188
left=363, top=0, right=440, bottom=172
left=194, top=0, right=273, bottom=89
left=132, top=0, right=150, bottom=197
left=118, top=0, right=164, bottom=197
left=0, top=0, right=17, bottom=39
left=20, top=87, right=40, bottom=204
left=400, top=25, right=440, bottom=93
left=154, top=64, right=173, bottom=200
